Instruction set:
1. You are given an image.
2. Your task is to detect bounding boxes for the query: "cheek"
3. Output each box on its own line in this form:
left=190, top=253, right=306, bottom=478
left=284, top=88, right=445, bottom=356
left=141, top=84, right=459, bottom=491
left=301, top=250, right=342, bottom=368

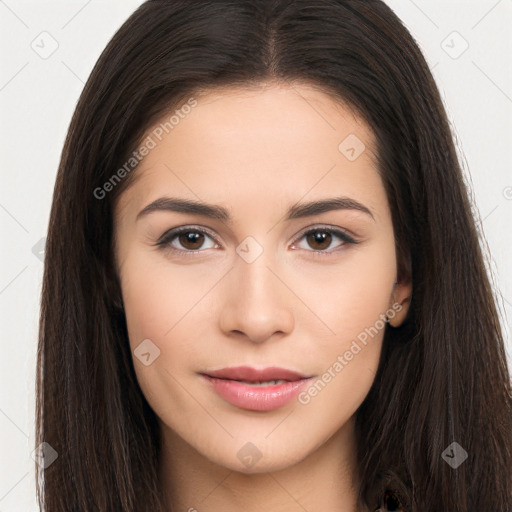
left=295, top=262, right=390, bottom=427
left=298, top=237, right=396, bottom=347
left=291, top=237, right=395, bottom=417
left=120, top=250, right=215, bottom=349
left=119, top=257, right=199, bottom=417
left=118, top=251, right=222, bottom=410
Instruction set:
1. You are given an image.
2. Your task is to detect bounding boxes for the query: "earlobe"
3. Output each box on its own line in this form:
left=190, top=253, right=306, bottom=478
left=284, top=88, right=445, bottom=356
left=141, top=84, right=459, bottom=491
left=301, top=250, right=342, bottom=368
left=387, top=280, right=412, bottom=327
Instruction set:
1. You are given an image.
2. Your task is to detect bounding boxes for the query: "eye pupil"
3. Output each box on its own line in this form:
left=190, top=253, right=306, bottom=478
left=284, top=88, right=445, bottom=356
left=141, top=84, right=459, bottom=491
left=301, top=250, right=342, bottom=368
left=306, top=231, right=331, bottom=250
left=179, top=231, right=204, bottom=250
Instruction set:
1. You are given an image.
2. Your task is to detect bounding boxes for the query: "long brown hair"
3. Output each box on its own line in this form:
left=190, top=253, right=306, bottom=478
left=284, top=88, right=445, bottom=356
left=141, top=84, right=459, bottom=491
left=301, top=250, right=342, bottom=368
left=36, top=1, right=512, bottom=510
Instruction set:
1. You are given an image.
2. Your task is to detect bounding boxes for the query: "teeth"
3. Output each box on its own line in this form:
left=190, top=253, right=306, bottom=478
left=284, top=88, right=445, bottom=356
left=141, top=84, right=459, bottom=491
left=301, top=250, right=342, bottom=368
left=239, top=379, right=288, bottom=386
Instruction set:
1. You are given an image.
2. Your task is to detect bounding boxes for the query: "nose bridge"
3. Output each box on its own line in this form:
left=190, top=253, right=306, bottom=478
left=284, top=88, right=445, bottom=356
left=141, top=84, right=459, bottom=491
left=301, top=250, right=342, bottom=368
left=218, top=239, right=295, bottom=342
left=237, top=251, right=278, bottom=303
left=234, top=234, right=281, bottom=300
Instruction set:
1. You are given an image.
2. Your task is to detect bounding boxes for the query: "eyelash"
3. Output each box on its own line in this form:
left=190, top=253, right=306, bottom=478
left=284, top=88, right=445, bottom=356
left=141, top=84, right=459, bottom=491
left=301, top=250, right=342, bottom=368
left=155, top=224, right=359, bottom=257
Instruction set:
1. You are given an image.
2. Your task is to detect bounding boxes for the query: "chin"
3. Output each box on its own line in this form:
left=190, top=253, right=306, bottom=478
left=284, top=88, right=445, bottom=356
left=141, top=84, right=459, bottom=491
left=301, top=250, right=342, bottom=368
left=203, top=438, right=312, bottom=475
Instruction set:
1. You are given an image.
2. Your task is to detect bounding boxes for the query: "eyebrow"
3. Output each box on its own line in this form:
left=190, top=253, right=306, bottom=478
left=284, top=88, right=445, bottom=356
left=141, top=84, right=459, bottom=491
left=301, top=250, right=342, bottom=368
left=136, top=196, right=375, bottom=223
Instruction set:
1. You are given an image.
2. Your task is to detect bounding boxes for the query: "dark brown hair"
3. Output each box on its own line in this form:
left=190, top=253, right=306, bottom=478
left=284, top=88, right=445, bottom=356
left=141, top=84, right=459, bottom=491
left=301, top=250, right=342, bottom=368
left=36, top=1, right=512, bottom=510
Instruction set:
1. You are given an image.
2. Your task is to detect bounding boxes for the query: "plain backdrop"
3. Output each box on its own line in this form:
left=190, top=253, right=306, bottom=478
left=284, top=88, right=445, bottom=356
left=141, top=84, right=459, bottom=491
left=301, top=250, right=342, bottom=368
left=1, top=1, right=511, bottom=510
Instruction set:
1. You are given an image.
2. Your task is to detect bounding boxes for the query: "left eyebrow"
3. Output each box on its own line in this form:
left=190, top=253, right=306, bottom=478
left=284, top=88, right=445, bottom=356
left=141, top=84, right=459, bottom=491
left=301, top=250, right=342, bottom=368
left=136, top=196, right=375, bottom=223
left=285, top=196, right=375, bottom=221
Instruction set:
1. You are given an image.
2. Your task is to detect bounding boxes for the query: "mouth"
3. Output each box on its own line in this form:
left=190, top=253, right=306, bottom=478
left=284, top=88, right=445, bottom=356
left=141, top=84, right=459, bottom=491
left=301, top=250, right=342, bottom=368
left=199, top=366, right=314, bottom=411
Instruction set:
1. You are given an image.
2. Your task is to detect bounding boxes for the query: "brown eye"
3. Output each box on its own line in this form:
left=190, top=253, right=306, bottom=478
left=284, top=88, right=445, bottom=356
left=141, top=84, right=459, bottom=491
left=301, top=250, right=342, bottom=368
left=157, top=226, right=217, bottom=254
left=292, top=227, right=357, bottom=254
left=177, top=231, right=205, bottom=250
left=305, top=230, right=333, bottom=251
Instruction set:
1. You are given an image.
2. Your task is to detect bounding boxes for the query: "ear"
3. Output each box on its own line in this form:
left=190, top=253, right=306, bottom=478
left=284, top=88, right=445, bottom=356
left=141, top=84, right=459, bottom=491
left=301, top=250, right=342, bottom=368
left=387, top=278, right=412, bottom=327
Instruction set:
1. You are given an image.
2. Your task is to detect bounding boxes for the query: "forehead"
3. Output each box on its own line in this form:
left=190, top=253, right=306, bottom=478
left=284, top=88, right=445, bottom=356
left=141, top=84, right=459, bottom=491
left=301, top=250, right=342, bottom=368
left=115, top=82, right=382, bottom=222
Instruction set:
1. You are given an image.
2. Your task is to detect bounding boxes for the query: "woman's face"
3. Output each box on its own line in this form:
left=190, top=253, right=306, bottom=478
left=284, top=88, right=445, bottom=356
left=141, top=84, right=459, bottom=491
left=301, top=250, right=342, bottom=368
left=114, top=82, right=411, bottom=474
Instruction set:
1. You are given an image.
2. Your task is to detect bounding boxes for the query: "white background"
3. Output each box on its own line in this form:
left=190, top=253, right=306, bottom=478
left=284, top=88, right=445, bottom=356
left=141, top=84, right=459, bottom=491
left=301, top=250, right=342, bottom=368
left=1, top=1, right=511, bottom=509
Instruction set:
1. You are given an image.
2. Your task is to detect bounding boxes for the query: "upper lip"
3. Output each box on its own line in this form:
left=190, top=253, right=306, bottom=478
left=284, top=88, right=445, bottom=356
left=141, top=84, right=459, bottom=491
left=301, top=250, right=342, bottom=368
left=202, top=366, right=311, bottom=382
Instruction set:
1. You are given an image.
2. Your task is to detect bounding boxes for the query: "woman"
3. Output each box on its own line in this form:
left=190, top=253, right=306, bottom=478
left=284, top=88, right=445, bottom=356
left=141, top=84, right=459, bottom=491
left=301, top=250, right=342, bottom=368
left=36, top=1, right=512, bottom=511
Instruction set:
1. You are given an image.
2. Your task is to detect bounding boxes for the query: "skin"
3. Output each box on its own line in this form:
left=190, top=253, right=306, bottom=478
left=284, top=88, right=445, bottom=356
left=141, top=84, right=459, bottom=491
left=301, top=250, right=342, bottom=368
left=113, top=82, right=412, bottom=512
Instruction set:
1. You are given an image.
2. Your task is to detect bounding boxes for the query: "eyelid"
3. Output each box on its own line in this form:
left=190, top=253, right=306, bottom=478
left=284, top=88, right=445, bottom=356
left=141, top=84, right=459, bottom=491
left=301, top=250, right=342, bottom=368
left=291, top=223, right=357, bottom=245
left=156, top=223, right=358, bottom=255
left=156, top=224, right=221, bottom=249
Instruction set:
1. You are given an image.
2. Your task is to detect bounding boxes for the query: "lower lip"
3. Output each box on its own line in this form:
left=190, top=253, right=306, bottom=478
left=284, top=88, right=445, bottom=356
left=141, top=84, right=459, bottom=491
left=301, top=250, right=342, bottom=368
left=201, top=375, right=312, bottom=412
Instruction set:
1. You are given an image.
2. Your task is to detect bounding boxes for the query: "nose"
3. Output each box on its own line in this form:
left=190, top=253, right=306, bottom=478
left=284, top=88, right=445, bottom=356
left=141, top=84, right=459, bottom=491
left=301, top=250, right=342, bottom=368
left=218, top=252, right=295, bottom=344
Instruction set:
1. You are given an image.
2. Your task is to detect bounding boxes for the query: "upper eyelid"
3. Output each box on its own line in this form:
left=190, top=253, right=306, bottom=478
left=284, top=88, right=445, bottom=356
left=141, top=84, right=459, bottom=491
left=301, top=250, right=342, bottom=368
left=162, top=225, right=220, bottom=244
left=158, top=223, right=355, bottom=247
left=293, top=224, right=355, bottom=239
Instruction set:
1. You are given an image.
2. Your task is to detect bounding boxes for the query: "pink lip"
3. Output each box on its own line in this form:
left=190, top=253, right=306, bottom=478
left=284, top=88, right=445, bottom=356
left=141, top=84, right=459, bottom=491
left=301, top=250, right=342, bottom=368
left=200, top=366, right=314, bottom=412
